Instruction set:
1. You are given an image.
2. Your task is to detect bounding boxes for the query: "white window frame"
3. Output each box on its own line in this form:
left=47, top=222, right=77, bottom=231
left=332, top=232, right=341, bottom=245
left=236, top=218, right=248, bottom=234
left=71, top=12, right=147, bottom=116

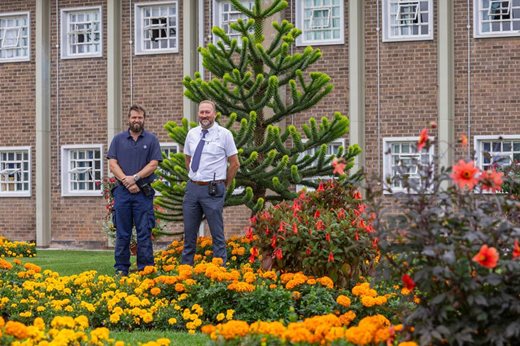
left=296, top=0, right=345, bottom=46
left=382, top=0, right=433, bottom=42
left=474, top=0, right=520, bottom=38
left=295, top=138, right=345, bottom=192
left=61, top=144, right=103, bottom=197
left=0, top=11, right=30, bottom=63
left=135, top=1, right=179, bottom=55
left=383, top=137, right=435, bottom=193
left=212, top=0, right=255, bottom=45
left=474, top=135, right=520, bottom=170
left=60, top=6, right=102, bottom=59
left=0, top=146, right=31, bottom=197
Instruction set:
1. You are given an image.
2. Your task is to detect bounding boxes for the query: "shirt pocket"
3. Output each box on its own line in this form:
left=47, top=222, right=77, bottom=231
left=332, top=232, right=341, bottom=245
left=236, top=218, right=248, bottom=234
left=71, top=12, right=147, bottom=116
left=206, top=142, right=225, bottom=155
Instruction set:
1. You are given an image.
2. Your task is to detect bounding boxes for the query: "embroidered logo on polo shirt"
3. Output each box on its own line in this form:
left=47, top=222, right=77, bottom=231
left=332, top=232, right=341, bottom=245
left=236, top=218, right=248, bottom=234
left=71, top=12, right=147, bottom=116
left=143, top=145, right=147, bottom=149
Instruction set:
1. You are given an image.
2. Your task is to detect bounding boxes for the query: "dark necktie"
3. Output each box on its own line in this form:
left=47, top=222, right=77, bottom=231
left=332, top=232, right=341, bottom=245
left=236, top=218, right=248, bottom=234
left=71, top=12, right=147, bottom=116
left=191, top=129, right=208, bottom=172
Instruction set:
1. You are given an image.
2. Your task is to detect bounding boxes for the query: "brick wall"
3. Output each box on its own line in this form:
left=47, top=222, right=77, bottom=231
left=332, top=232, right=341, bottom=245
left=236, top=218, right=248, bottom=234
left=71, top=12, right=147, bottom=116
left=0, top=0, right=36, bottom=241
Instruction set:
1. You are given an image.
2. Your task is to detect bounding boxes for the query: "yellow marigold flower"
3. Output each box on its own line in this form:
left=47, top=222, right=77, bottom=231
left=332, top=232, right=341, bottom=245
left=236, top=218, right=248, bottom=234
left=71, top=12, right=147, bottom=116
left=292, top=291, right=301, bottom=300
left=168, top=318, right=177, bottom=325
left=226, top=309, right=234, bottom=320
left=91, top=327, right=110, bottom=343
left=150, top=287, right=161, bottom=296
left=20, top=311, right=32, bottom=318
left=212, top=257, right=223, bottom=266
left=5, top=321, right=29, bottom=339
left=269, top=284, right=277, bottom=289
left=33, top=317, right=45, bottom=330
left=163, top=264, right=175, bottom=272
left=414, top=296, right=421, bottom=304
left=115, top=342, right=125, bottom=346
left=401, top=288, right=411, bottom=295
left=142, top=313, right=153, bottom=323
left=260, top=270, right=277, bottom=281
left=110, top=313, right=121, bottom=324
left=216, top=313, right=225, bottom=321
left=243, top=272, right=256, bottom=283
left=336, top=295, right=351, bottom=307
left=74, top=315, right=89, bottom=330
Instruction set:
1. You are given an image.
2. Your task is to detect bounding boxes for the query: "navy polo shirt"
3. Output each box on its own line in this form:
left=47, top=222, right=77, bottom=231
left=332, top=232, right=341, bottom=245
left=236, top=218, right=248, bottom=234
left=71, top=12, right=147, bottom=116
left=107, top=129, right=163, bottom=184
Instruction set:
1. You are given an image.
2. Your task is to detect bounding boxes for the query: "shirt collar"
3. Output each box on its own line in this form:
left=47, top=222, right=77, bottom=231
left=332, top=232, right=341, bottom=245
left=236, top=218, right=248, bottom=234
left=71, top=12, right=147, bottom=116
left=126, top=129, right=145, bottom=139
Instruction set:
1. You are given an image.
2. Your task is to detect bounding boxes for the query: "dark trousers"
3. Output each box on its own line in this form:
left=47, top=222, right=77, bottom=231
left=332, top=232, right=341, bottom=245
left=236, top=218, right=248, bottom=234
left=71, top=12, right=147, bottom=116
left=182, top=181, right=227, bottom=265
left=113, top=185, right=155, bottom=274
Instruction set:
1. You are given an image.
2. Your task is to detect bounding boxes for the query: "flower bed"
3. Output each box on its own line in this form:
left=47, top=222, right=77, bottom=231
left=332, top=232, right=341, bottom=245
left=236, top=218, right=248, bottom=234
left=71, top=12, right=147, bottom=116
left=0, top=236, right=36, bottom=258
left=0, top=239, right=417, bottom=345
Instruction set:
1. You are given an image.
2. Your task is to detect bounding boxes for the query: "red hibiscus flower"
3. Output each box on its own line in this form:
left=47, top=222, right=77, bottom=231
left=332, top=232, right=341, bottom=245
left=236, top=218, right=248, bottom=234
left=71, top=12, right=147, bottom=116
left=479, top=169, right=504, bottom=192
left=417, top=128, right=429, bottom=151
left=472, top=244, right=499, bottom=269
left=451, top=160, right=480, bottom=190
left=401, top=274, right=416, bottom=290
left=513, top=240, right=520, bottom=259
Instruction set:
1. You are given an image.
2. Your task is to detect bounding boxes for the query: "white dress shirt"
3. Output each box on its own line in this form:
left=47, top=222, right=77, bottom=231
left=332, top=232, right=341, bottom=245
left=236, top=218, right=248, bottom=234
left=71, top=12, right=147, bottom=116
left=184, top=123, right=238, bottom=181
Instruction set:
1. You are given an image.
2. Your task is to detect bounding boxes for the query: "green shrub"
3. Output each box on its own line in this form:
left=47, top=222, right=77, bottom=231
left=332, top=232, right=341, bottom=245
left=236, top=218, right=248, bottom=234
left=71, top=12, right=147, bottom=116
left=370, top=158, right=520, bottom=345
left=250, top=180, right=378, bottom=288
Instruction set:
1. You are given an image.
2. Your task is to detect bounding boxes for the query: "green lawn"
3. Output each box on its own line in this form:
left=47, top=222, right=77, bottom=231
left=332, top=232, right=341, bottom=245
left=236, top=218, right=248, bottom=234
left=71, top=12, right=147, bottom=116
left=12, top=249, right=211, bottom=346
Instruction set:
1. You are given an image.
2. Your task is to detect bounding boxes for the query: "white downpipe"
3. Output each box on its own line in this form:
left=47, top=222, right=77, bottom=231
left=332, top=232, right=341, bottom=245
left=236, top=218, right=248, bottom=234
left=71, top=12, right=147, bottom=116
left=198, top=0, right=205, bottom=79
left=467, top=0, right=472, bottom=159
left=129, top=0, right=134, bottom=104
left=376, top=0, right=382, bottom=177
left=55, top=0, right=60, bottom=187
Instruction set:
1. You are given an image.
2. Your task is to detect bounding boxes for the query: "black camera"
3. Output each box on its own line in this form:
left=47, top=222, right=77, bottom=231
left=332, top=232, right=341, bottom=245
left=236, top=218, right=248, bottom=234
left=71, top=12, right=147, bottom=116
left=136, top=180, right=154, bottom=197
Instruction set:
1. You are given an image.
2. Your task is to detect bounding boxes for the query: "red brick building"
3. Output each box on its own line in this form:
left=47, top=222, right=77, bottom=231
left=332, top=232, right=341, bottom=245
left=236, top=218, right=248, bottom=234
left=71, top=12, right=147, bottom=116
left=1, top=0, right=519, bottom=248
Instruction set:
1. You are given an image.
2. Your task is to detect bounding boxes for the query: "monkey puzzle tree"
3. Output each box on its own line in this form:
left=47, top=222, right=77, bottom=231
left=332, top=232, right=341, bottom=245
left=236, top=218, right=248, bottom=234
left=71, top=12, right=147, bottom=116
left=153, top=0, right=361, bottom=222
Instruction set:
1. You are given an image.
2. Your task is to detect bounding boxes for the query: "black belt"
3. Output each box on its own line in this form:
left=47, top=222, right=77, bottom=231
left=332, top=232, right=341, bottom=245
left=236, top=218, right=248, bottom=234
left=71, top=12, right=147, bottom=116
left=190, top=180, right=225, bottom=186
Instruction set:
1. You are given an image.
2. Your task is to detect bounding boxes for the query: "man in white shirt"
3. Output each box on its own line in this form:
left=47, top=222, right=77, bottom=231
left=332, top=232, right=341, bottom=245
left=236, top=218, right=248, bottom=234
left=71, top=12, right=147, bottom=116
left=182, top=100, right=240, bottom=265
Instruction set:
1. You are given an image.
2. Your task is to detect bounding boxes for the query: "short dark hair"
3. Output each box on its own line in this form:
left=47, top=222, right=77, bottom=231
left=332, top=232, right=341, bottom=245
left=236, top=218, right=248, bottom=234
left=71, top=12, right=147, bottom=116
left=199, top=100, right=216, bottom=112
left=128, top=104, right=146, bottom=118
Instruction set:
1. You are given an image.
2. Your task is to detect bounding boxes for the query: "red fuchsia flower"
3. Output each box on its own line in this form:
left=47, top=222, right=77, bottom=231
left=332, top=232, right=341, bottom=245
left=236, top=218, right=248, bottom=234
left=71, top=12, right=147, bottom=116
left=417, top=128, right=429, bottom=151
left=271, top=235, right=277, bottom=249
left=249, top=215, right=257, bottom=225
left=328, top=252, right=335, bottom=262
left=513, top=240, right=520, bottom=259
left=261, top=211, right=272, bottom=220
left=264, top=226, right=271, bottom=235
left=354, top=231, right=359, bottom=241
left=472, top=244, right=499, bottom=269
left=372, top=237, right=379, bottom=249
left=292, top=200, right=301, bottom=215
left=306, top=247, right=311, bottom=256
left=316, top=219, right=325, bottom=231
left=245, top=226, right=254, bottom=241
left=354, top=203, right=366, bottom=217
left=249, top=247, right=259, bottom=263
left=479, top=169, right=504, bottom=192
left=325, top=233, right=331, bottom=242
left=337, top=208, right=346, bottom=220
left=314, top=210, right=321, bottom=219
left=401, top=274, right=416, bottom=290
left=353, top=190, right=362, bottom=200
left=317, top=182, right=325, bottom=192
left=459, top=134, right=468, bottom=146
left=273, top=248, right=283, bottom=260
left=451, top=160, right=480, bottom=190
left=278, top=221, right=287, bottom=233
left=292, top=223, right=298, bottom=234
left=332, top=158, right=346, bottom=175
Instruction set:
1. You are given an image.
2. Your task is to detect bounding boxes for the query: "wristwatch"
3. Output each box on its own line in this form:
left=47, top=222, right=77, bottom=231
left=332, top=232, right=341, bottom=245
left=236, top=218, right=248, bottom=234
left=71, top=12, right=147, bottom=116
left=133, top=174, right=141, bottom=182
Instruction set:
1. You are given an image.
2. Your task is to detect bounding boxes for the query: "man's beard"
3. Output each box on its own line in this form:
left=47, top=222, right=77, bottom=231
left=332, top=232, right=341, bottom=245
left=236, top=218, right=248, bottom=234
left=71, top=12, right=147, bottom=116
left=130, top=122, right=144, bottom=132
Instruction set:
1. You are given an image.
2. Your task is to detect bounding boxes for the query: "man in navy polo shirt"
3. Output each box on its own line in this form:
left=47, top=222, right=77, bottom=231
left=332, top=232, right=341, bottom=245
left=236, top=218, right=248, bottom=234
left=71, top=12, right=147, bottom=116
left=107, top=104, right=162, bottom=275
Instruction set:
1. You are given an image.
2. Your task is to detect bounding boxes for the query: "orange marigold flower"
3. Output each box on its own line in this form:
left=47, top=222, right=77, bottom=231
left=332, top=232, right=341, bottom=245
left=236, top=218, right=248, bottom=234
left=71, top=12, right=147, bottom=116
left=451, top=160, right=479, bottom=190
left=513, top=240, right=520, bottom=259
left=472, top=244, right=499, bottom=269
left=479, top=169, right=503, bottom=192
left=417, top=128, right=429, bottom=151
left=5, top=321, right=29, bottom=339
left=150, top=287, right=161, bottom=296
left=336, top=295, right=351, bottom=307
